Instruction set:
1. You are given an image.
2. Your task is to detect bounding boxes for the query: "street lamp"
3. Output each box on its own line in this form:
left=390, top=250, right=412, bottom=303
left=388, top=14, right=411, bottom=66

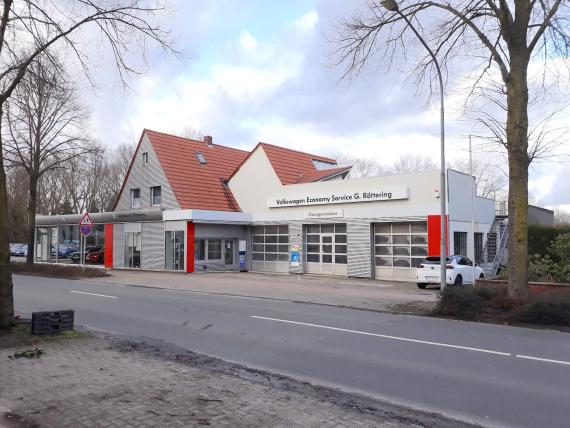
left=381, top=0, right=447, bottom=290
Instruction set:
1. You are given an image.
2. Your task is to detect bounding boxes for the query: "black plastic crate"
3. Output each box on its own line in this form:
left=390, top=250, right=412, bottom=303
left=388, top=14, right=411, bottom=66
left=31, top=310, right=74, bottom=336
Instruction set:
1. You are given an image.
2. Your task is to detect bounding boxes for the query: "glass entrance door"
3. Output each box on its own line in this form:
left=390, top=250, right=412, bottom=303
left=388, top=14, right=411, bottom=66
left=125, top=232, right=141, bottom=268
left=224, top=239, right=234, bottom=265
left=165, top=230, right=185, bottom=271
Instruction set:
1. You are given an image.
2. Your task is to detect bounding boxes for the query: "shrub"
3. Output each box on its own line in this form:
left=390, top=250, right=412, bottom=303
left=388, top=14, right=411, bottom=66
left=511, top=293, right=570, bottom=326
left=549, top=233, right=570, bottom=264
left=433, top=287, right=487, bottom=320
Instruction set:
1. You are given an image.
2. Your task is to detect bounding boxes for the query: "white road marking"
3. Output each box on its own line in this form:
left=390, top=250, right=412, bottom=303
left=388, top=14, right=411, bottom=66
left=516, top=355, right=570, bottom=366
left=251, top=316, right=511, bottom=356
left=70, top=290, right=118, bottom=299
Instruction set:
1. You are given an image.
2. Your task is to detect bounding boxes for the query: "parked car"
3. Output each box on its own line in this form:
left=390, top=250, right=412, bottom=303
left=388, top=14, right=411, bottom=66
left=416, top=255, right=485, bottom=289
left=11, top=244, right=28, bottom=257
left=71, top=246, right=103, bottom=264
left=52, top=244, right=75, bottom=259
left=85, top=247, right=105, bottom=264
left=10, top=243, right=24, bottom=256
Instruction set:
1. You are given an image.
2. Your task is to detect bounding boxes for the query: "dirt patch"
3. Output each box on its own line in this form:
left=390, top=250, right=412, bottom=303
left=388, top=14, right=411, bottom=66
left=11, top=262, right=109, bottom=279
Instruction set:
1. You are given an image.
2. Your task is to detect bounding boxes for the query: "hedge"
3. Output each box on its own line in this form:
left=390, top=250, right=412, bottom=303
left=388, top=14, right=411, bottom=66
left=527, top=224, right=570, bottom=256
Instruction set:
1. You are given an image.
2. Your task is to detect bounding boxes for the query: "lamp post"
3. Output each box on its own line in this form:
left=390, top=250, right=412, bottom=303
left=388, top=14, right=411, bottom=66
left=381, top=0, right=447, bottom=290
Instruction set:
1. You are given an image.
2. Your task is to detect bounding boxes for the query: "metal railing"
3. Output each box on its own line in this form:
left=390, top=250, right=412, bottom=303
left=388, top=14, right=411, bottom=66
left=479, top=217, right=508, bottom=277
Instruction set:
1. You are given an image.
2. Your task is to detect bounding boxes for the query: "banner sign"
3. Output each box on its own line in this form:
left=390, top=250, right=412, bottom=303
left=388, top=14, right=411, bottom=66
left=268, top=187, right=408, bottom=208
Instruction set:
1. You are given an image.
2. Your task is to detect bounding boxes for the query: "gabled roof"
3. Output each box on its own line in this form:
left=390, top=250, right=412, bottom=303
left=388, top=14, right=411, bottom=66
left=256, top=143, right=342, bottom=185
left=115, top=130, right=248, bottom=212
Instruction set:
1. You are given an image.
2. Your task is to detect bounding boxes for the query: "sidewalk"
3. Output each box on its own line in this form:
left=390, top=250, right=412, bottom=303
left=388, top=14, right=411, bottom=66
left=0, top=336, right=436, bottom=427
left=93, top=270, right=438, bottom=313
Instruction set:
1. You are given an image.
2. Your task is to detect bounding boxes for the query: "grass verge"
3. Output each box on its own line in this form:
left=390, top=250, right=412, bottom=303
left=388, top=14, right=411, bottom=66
left=0, top=319, right=88, bottom=349
left=433, top=285, right=570, bottom=328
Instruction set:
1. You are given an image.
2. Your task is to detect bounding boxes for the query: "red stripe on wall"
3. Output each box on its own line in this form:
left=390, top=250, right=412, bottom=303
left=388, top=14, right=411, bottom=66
left=104, top=224, right=113, bottom=268
left=186, top=222, right=195, bottom=273
left=427, top=215, right=448, bottom=256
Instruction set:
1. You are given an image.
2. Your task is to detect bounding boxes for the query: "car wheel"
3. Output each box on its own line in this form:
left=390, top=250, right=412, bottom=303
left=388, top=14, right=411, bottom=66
left=417, top=283, right=427, bottom=289
left=479, top=273, right=484, bottom=279
left=454, top=275, right=463, bottom=287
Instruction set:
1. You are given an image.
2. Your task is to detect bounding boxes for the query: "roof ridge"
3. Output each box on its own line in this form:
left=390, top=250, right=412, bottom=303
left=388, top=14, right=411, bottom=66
left=144, top=129, right=249, bottom=154
left=259, top=142, right=337, bottom=163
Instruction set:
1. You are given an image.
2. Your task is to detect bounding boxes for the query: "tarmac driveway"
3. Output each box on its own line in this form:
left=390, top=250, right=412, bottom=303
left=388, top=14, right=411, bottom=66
left=90, top=270, right=438, bottom=313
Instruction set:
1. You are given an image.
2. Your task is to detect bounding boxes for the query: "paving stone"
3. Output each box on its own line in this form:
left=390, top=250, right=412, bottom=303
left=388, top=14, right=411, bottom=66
left=0, top=337, right=403, bottom=427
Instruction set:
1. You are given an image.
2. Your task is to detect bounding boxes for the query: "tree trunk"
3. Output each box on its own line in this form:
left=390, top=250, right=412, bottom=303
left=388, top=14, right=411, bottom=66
left=26, top=174, right=38, bottom=264
left=506, top=49, right=530, bottom=302
left=0, top=111, right=15, bottom=330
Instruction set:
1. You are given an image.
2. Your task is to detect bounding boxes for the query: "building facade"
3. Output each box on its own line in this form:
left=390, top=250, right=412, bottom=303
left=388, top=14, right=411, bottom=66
left=35, top=130, right=498, bottom=281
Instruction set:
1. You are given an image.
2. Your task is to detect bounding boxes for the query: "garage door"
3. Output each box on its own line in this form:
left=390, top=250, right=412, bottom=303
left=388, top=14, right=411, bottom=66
left=252, top=225, right=289, bottom=273
left=306, top=223, right=347, bottom=276
left=374, top=222, right=428, bottom=280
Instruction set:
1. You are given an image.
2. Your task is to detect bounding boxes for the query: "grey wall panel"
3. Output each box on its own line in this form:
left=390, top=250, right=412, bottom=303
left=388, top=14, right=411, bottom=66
left=142, top=222, right=164, bottom=270
left=347, top=220, right=372, bottom=278
left=113, top=223, right=124, bottom=268
left=195, top=224, right=248, bottom=240
left=115, top=134, right=180, bottom=211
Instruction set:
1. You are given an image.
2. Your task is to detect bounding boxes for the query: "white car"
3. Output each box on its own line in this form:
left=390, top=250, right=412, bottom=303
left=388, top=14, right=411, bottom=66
left=416, top=255, right=484, bottom=289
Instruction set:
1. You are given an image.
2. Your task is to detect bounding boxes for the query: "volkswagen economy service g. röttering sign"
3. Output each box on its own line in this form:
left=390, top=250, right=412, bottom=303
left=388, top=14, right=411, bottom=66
left=267, top=187, right=408, bottom=208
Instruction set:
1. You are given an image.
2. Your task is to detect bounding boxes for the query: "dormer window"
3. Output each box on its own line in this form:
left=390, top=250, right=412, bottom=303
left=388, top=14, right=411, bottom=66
left=142, top=152, right=148, bottom=165
left=196, top=152, right=207, bottom=165
left=312, top=159, right=337, bottom=171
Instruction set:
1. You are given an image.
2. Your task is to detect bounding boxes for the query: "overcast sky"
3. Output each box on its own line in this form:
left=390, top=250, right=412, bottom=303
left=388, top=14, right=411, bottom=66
left=79, top=0, right=569, bottom=211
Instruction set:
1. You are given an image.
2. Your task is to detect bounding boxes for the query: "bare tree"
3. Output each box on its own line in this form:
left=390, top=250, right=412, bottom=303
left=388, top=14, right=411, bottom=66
left=5, top=166, right=28, bottom=242
left=336, top=1, right=569, bottom=300
left=451, top=156, right=507, bottom=199
left=4, top=55, right=94, bottom=263
left=391, top=153, right=437, bottom=174
left=333, top=152, right=385, bottom=178
left=554, top=208, right=570, bottom=226
left=0, top=0, right=173, bottom=330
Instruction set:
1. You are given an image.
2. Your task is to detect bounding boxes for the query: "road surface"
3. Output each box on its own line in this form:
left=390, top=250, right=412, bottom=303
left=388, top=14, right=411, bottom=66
left=13, top=274, right=570, bottom=428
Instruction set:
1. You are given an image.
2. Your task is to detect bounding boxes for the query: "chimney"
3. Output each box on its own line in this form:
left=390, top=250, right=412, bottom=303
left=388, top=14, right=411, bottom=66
left=204, top=135, right=213, bottom=147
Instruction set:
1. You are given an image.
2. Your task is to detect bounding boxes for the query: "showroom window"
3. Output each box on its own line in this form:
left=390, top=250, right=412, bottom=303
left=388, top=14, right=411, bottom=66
left=474, top=232, right=484, bottom=263
left=194, top=239, right=222, bottom=261
left=374, top=222, right=428, bottom=268
left=195, top=239, right=206, bottom=260
left=130, top=188, right=140, bottom=208
left=252, top=225, right=289, bottom=262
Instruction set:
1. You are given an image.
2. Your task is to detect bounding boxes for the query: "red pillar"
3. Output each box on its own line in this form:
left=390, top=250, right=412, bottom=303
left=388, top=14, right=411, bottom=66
left=104, top=224, right=113, bottom=268
left=186, top=222, right=195, bottom=273
left=427, top=215, right=448, bottom=256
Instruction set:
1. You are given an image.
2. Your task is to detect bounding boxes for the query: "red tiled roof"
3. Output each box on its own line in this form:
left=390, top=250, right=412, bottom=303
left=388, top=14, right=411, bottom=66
left=145, top=130, right=248, bottom=212
left=259, top=143, right=341, bottom=185
left=293, top=166, right=352, bottom=184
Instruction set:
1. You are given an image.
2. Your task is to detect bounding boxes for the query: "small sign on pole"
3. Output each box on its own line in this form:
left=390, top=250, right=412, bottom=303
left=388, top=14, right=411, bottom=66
left=80, top=212, right=94, bottom=227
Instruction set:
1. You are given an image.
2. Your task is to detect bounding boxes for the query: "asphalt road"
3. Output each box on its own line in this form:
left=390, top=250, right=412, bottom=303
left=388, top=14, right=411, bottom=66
left=13, top=274, right=570, bottom=428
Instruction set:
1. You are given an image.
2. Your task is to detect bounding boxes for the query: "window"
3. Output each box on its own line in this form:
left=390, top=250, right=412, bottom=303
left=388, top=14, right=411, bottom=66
left=151, top=186, right=161, bottom=206
left=374, top=222, right=428, bottom=268
left=207, top=240, right=222, bottom=260
left=130, top=188, right=140, bottom=208
left=474, top=233, right=483, bottom=263
left=454, top=232, right=468, bottom=256
left=196, top=152, right=207, bottom=165
left=195, top=239, right=206, bottom=260
left=142, top=152, right=148, bottom=165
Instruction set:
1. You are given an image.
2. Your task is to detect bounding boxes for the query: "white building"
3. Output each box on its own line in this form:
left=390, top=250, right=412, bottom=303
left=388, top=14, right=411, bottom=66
left=36, top=130, right=501, bottom=281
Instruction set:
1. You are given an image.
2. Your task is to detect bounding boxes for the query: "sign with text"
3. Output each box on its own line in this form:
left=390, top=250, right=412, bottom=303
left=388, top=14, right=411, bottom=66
left=305, top=209, right=344, bottom=219
left=268, top=187, right=408, bottom=208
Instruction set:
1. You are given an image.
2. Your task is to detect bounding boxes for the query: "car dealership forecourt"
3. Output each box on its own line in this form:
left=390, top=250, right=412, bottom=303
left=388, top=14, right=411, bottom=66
left=35, top=129, right=499, bottom=281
